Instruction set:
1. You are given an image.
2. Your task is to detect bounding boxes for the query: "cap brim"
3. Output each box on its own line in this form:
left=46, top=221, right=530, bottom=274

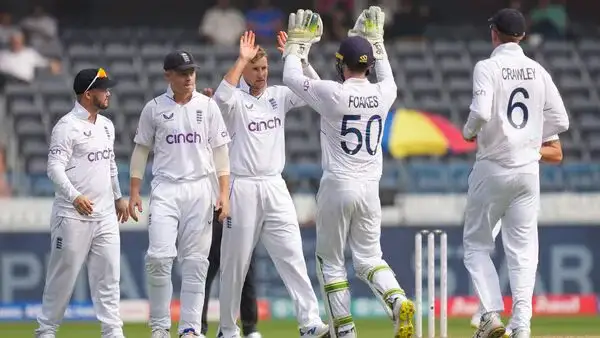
left=172, top=64, right=201, bottom=72
left=93, top=78, right=118, bottom=89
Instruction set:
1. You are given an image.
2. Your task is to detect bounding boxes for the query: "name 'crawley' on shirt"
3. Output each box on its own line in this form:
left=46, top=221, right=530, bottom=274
left=134, top=88, right=231, bottom=182
left=470, top=43, right=569, bottom=168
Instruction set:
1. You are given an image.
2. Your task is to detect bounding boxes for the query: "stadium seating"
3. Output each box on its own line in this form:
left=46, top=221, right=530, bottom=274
left=4, top=28, right=600, bottom=195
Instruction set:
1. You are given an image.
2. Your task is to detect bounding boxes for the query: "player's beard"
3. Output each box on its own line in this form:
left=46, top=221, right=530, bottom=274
left=248, top=79, right=266, bottom=96
left=92, top=95, right=109, bottom=110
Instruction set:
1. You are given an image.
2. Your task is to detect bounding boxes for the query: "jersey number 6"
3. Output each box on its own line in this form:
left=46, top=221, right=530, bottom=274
left=507, top=87, right=529, bottom=129
left=340, top=114, right=383, bottom=156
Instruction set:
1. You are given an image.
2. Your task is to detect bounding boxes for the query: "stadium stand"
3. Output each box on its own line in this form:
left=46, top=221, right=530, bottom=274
left=2, top=26, right=600, bottom=196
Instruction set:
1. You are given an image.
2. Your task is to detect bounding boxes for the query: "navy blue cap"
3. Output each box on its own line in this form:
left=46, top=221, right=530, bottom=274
left=73, top=68, right=117, bottom=95
left=163, top=50, right=200, bottom=71
left=336, top=36, right=374, bottom=68
left=489, top=8, right=526, bottom=37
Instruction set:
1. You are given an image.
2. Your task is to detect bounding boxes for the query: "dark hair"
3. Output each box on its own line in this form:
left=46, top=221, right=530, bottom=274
left=346, top=63, right=370, bottom=74
left=496, top=29, right=525, bottom=44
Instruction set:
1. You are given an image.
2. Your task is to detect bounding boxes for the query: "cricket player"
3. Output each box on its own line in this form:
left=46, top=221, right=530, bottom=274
left=199, top=88, right=261, bottom=338
left=128, top=50, right=231, bottom=338
left=213, top=30, right=328, bottom=338
left=282, top=7, right=415, bottom=338
left=36, top=68, right=128, bottom=338
left=462, top=8, right=569, bottom=338
left=471, top=136, right=564, bottom=338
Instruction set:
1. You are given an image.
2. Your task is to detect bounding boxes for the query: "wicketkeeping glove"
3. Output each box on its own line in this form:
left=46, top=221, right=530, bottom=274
left=348, top=6, right=387, bottom=60
left=283, top=9, right=323, bottom=60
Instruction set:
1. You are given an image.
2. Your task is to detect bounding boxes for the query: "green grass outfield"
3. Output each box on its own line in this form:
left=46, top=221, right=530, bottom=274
left=5, top=317, right=600, bottom=337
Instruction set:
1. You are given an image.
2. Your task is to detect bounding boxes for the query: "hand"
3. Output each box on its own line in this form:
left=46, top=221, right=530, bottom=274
left=73, top=195, right=94, bottom=216
left=348, top=6, right=386, bottom=59
left=215, top=193, right=230, bottom=223
left=283, top=9, right=323, bottom=60
left=128, top=194, right=143, bottom=222
left=276, top=31, right=287, bottom=54
left=239, top=31, right=260, bottom=62
left=49, top=60, right=61, bottom=74
left=115, top=198, right=129, bottom=223
left=202, top=88, right=214, bottom=97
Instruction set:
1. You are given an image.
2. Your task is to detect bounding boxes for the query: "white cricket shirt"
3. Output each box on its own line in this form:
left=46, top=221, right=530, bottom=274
left=47, top=102, right=118, bottom=220
left=464, top=42, right=569, bottom=172
left=283, top=55, right=397, bottom=181
left=213, top=72, right=315, bottom=177
left=134, top=86, right=231, bottom=185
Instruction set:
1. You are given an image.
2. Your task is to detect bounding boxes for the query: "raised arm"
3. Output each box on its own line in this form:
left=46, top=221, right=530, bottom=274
left=283, top=55, right=340, bottom=110
left=214, top=31, right=260, bottom=117
left=374, top=59, right=396, bottom=94
left=347, top=6, right=397, bottom=106
left=542, top=68, right=570, bottom=139
left=276, top=30, right=323, bottom=111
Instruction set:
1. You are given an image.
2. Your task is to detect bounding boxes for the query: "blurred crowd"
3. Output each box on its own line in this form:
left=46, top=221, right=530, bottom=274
left=0, top=0, right=576, bottom=198
left=198, top=0, right=571, bottom=46
left=0, top=5, right=63, bottom=197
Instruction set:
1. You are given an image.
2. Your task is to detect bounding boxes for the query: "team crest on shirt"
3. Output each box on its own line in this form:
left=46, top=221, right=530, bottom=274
left=104, top=126, right=111, bottom=140
left=268, top=98, right=278, bottom=110
left=196, top=110, right=203, bottom=124
left=162, top=112, right=174, bottom=121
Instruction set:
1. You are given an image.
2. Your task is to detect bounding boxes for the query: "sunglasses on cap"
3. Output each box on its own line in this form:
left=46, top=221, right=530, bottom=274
left=84, top=68, right=108, bottom=93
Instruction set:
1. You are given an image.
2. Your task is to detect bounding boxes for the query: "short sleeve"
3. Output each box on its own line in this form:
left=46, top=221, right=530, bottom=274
left=208, top=99, right=231, bottom=149
left=134, top=101, right=156, bottom=147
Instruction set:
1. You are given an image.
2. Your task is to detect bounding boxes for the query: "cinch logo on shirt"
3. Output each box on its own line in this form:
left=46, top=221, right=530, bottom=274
left=87, top=149, right=113, bottom=162
left=248, top=117, right=281, bottom=132
left=49, top=147, right=61, bottom=155
left=166, top=132, right=202, bottom=144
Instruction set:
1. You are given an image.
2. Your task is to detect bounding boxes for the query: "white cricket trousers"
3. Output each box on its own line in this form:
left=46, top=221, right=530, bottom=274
left=36, top=212, right=123, bottom=338
left=463, top=160, right=540, bottom=331
left=219, top=175, right=322, bottom=338
left=145, top=178, right=213, bottom=334
left=316, top=177, right=387, bottom=278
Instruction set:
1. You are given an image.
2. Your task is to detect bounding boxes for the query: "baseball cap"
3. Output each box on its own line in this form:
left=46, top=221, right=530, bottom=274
left=488, top=8, right=526, bottom=37
left=163, top=50, right=200, bottom=71
left=73, top=68, right=117, bottom=95
left=336, top=36, right=375, bottom=68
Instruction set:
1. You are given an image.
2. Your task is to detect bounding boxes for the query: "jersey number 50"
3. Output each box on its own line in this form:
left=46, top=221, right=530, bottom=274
left=507, top=87, right=529, bottom=129
left=340, top=114, right=383, bottom=155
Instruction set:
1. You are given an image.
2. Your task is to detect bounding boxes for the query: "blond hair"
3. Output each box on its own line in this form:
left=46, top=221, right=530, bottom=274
left=251, top=47, right=267, bottom=63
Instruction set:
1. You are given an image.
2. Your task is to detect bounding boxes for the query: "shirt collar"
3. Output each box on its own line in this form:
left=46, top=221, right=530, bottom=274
left=237, top=77, right=268, bottom=98
left=344, top=77, right=369, bottom=84
left=71, top=101, right=92, bottom=120
left=166, top=85, right=200, bottom=100
left=491, top=42, right=524, bottom=57
left=237, top=77, right=251, bottom=94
